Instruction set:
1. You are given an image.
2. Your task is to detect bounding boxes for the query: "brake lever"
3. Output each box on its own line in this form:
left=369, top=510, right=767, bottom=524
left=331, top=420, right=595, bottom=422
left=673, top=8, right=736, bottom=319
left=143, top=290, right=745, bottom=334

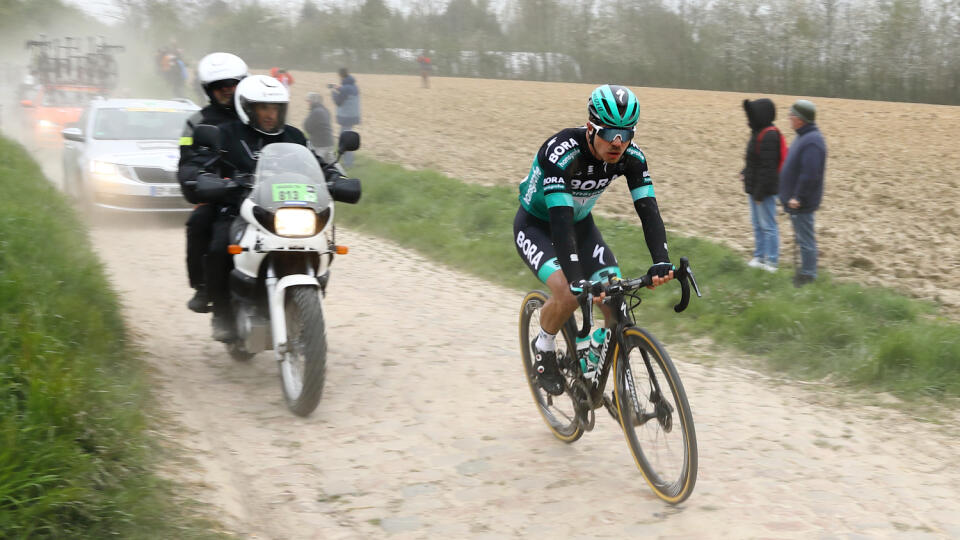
left=686, top=263, right=702, bottom=298
left=577, top=291, right=594, bottom=339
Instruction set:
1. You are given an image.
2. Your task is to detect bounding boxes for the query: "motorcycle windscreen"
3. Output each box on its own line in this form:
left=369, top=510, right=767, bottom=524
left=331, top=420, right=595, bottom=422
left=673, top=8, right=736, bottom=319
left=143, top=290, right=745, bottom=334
left=251, top=142, right=332, bottom=212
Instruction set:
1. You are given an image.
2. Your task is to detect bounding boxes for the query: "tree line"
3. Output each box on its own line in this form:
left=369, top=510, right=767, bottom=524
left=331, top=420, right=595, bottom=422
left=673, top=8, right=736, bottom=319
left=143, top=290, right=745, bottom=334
left=3, top=0, right=959, bottom=105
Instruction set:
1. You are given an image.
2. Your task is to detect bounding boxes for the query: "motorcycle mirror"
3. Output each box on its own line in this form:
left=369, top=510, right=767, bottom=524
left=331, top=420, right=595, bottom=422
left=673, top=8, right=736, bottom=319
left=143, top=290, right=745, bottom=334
left=62, top=127, right=83, bottom=141
left=337, top=131, right=360, bottom=154
left=193, top=124, right=221, bottom=151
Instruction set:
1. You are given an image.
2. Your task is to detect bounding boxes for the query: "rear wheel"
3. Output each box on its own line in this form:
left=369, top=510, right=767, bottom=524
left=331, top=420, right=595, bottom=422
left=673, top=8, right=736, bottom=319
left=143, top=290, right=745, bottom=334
left=279, top=285, right=327, bottom=416
left=519, top=290, right=583, bottom=443
left=613, top=326, right=697, bottom=504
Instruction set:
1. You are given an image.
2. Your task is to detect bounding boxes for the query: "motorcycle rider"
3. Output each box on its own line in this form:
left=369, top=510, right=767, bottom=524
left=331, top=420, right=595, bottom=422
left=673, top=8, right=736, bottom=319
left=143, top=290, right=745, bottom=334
left=186, top=74, right=346, bottom=341
left=178, top=52, right=248, bottom=314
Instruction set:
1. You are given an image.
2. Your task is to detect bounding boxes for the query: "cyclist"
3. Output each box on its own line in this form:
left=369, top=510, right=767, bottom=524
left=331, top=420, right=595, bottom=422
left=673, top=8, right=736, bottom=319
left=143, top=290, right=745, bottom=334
left=178, top=52, right=248, bottom=314
left=514, top=84, right=674, bottom=396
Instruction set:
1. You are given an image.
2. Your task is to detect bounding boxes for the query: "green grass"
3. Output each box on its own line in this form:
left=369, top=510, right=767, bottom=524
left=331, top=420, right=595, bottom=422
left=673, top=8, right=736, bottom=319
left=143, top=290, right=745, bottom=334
left=0, top=137, right=224, bottom=538
left=338, top=157, right=960, bottom=399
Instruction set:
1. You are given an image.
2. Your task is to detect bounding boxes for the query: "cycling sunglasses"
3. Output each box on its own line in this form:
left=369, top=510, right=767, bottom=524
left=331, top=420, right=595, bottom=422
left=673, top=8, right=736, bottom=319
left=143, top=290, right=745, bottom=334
left=588, top=120, right=635, bottom=143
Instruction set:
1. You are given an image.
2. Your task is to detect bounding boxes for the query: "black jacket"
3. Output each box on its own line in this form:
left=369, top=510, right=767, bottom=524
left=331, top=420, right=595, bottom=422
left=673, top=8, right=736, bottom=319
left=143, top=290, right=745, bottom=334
left=741, top=98, right=782, bottom=200
left=187, top=121, right=343, bottom=208
left=215, top=121, right=309, bottom=179
left=177, top=103, right=239, bottom=203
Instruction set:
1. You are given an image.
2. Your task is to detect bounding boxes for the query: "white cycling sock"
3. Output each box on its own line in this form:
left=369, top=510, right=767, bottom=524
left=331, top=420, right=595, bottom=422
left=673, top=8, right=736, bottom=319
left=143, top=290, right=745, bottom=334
left=536, top=328, right=556, bottom=352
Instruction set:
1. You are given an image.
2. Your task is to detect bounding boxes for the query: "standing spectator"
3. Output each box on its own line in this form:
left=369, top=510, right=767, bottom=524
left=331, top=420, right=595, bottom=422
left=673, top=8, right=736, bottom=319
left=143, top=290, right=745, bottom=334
left=780, top=99, right=827, bottom=287
left=330, top=67, right=360, bottom=167
left=304, top=92, right=334, bottom=162
left=740, top=98, right=784, bottom=272
left=416, top=52, right=432, bottom=88
left=276, top=68, right=294, bottom=89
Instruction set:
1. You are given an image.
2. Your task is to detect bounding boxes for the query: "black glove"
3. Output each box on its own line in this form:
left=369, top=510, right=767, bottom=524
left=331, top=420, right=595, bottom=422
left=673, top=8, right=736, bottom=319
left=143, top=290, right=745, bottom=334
left=233, top=172, right=255, bottom=188
left=194, top=173, right=242, bottom=204
left=647, top=262, right=675, bottom=279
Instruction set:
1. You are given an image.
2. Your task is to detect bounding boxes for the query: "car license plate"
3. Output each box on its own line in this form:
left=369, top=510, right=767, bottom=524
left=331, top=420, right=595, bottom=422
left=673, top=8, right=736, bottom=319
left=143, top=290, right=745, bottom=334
left=150, top=185, right=181, bottom=197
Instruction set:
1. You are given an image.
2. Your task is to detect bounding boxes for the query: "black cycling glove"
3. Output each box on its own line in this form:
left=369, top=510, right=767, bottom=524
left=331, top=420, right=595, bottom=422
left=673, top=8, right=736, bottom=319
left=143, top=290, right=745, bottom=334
left=647, top=262, right=675, bottom=279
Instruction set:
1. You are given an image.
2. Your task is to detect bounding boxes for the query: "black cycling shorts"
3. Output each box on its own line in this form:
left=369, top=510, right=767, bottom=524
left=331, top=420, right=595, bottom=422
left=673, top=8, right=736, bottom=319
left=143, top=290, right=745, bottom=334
left=513, top=207, right=621, bottom=284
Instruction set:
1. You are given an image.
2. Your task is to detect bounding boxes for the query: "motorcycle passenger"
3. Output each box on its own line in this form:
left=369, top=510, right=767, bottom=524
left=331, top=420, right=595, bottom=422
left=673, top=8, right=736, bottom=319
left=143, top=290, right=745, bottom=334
left=178, top=52, right=248, bottom=314
left=188, top=74, right=340, bottom=341
left=514, top=84, right=674, bottom=396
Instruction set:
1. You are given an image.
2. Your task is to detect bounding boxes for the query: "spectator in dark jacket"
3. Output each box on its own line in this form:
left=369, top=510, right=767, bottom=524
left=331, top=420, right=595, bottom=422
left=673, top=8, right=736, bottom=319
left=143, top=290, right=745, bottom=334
left=741, top=98, right=783, bottom=272
left=304, top=92, right=334, bottom=161
left=780, top=99, right=827, bottom=287
left=331, top=67, right=360, bottom=167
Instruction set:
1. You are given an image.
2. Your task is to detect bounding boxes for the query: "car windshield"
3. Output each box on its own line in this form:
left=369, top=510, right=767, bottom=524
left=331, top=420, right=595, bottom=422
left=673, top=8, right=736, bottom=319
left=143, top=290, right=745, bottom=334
left=92, top=107, right=193, bottom=140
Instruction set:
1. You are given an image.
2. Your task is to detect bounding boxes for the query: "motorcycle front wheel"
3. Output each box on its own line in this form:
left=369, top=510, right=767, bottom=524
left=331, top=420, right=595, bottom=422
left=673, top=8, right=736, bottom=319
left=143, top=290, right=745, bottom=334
left=279, top=285, right=327, bottom=416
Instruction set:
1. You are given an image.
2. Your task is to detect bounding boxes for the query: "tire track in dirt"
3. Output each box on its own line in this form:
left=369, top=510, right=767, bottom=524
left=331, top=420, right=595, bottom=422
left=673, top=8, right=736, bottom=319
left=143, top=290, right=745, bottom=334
left=87, top=216, right=960, bottom=539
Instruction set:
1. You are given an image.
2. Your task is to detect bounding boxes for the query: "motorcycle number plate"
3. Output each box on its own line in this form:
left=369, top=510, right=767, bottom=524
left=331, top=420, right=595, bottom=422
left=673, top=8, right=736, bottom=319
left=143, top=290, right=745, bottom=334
left=150, top=185, right=181, bottom=197
left=272, top=183, right=318, bottom=203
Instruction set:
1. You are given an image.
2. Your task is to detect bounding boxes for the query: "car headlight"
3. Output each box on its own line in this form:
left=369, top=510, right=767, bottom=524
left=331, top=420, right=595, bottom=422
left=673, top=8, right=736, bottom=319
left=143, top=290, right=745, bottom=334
left=274, top=207, right=317, bottom=237
left=90, top=160, right=120, bottom=176
left=37, top=120, right=57, bottom=129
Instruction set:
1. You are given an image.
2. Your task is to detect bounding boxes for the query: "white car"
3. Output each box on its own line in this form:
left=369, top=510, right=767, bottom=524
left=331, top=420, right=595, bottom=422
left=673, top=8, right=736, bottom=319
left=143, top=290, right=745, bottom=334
left=61, top=97, right=200, bottom=212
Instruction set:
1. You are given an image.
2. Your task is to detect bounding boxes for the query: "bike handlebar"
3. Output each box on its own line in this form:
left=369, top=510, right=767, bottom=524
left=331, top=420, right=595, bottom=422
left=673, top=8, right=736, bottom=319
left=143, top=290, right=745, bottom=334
left=575, top=256, right=702, bottom=339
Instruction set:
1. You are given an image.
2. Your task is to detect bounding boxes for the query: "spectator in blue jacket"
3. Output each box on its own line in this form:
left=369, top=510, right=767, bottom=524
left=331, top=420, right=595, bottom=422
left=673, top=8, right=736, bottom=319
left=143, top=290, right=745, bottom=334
left=780, top=99, right=827, bottom=287
left=330, top=67, right=360, bottom=167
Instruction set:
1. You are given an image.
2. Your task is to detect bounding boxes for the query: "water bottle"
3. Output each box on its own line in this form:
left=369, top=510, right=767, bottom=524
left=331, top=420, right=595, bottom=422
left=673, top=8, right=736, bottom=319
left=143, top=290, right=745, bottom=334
left=578, top=328, right=606, bottom=381
left=576, top=335, right=592, bottom=372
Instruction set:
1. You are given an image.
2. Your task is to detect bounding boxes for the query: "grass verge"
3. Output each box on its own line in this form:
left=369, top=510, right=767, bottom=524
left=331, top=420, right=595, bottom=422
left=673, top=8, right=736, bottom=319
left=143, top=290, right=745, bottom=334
left=338, top=157, right=960, bottom=399
left=0, top=136, right=224, bottom=538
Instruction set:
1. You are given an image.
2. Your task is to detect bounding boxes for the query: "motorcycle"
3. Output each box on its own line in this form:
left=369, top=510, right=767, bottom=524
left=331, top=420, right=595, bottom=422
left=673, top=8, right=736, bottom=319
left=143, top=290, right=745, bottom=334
left=192, top=125, right=361, bottom=416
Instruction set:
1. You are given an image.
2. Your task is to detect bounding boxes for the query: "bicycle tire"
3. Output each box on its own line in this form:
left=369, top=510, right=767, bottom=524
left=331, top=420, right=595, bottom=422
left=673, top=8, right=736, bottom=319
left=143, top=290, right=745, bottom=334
left=613, top=326, right=697, bottom=504
left=519, top=290, right=584, bottom=443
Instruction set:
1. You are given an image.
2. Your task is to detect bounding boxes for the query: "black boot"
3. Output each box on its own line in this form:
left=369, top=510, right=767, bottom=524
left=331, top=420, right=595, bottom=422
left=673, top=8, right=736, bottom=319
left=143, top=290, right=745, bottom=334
left=187, top=286, right=212, bottom=313
left=211, top=310, right=237, bottom=342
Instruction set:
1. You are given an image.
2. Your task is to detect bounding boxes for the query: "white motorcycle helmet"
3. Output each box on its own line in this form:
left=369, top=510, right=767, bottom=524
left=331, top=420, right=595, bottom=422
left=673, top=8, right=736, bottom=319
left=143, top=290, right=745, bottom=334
left=235, top=74, right=289, bottom=136
left=197, top=52, right=248, bottom=102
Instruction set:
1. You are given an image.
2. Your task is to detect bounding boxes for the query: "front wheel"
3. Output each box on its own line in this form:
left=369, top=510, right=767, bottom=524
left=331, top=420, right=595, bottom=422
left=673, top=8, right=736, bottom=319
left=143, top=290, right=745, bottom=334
left=613, top=327, right=698, bottom=504
left=278, top=285, right=327, bottom=416
left=519, top=290, right=583, bottom=443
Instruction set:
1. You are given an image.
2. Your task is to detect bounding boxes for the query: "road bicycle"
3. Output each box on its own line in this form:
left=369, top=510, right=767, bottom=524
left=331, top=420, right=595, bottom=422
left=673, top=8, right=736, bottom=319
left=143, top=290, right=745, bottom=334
left=519, top=258, right=701, bottom=504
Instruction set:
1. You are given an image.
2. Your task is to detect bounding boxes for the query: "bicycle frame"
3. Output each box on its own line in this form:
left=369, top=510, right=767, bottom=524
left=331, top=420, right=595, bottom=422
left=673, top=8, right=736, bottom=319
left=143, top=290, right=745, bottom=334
left=568, top=257, right=700, bottom=412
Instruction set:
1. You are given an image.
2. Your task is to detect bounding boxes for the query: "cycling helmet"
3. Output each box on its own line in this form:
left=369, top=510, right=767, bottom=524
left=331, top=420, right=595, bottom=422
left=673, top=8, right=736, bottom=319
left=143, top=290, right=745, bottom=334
left=588, top=84, right=639, bottom=129
left=197, top=52, right=247, bottom=102
left=234, top=74, right=289, bottom=135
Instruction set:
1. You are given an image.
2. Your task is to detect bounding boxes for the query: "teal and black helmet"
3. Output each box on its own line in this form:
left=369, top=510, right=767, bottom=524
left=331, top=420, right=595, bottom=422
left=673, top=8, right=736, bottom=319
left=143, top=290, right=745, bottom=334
left=588, top=84, right=639, bottom=128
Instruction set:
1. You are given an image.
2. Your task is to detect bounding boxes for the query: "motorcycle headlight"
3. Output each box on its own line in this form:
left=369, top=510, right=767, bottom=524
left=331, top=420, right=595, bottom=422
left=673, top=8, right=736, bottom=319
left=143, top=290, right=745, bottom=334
left=274, top=207, right=317, bottom=237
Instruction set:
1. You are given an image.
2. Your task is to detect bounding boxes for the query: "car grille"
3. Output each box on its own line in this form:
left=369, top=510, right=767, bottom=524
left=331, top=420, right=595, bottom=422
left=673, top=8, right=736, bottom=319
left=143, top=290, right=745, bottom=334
left=133, top=167, right=177, bottom=184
